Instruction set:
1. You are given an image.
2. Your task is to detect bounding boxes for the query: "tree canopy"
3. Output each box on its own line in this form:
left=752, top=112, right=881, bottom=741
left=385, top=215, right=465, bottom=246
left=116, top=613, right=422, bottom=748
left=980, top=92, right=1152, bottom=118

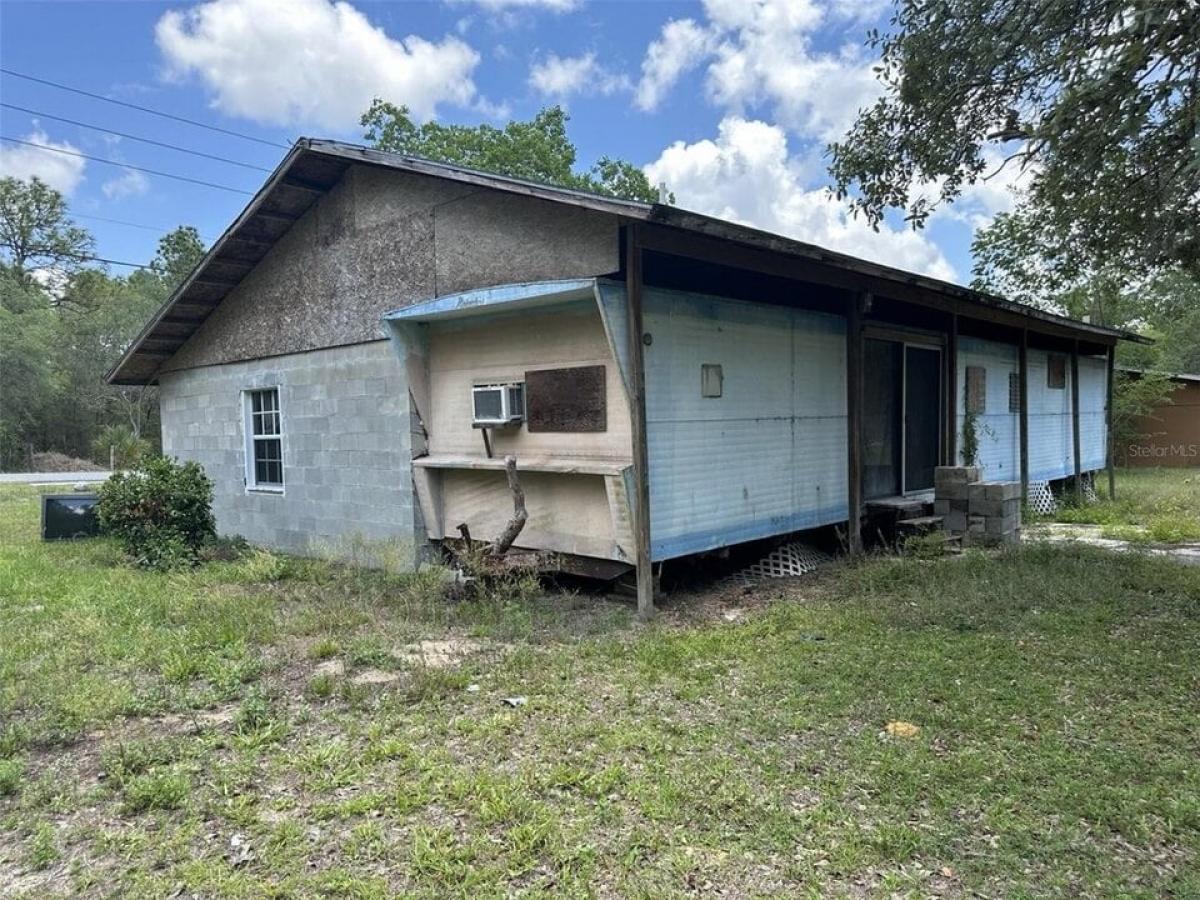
left=0, top=180, right=204, bottom=469
left=829, top=1, right=1200, bottom=285
left=361, top=102, right=667, bottom=203
left=0, top=176, right=94, bottom=291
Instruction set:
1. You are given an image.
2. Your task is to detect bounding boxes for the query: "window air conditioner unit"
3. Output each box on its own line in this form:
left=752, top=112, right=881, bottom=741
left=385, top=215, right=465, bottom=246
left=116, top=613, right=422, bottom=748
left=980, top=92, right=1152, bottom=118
left=472, top=382, right=525, bottom=427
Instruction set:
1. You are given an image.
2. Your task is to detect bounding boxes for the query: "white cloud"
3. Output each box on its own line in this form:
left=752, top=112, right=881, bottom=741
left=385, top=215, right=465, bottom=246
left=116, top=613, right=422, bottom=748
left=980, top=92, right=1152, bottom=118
left=529, top=52, right=628, bottom=100
left=634, top=19, right=713, bottom=112
left=0, top=128, right=87, bottom=196
left=932, top=147, right=1033, bottom=229
left=156, top=0, right=482, bottom=130
left=645, top=116, right=957, bottom=282
left=102, top=168, right=151, bottom=200
left=635, top=0, right=884, bottom=143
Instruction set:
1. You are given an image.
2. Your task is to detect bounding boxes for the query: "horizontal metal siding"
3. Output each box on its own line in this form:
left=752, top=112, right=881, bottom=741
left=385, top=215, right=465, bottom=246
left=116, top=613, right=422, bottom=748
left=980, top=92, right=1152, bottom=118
left=1027, top=349, right=1075, bottom=481
left=1078, top=355, right=1108, bottom=471
left=642, top=288, right=847, bottom=560
left=956, top=337, right=1020, bottom=481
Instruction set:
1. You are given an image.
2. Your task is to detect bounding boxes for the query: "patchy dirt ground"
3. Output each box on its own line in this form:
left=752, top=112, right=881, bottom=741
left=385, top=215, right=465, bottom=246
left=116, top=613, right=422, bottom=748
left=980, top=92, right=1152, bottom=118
left=3, top=482, right=1200, bottom=897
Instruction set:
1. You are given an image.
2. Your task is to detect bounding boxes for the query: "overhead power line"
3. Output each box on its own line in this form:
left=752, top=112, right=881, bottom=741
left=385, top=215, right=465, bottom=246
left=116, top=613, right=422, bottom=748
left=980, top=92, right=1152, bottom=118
left=26, top=250, right=154, bottom=270
left=71, top=212, right=200, bottom=236
left=1, top=102, right=273, bottom=172
left=0, top=136, right=254, bottom=195
left=70, top=253, right=154, bottom=270
left=0, top=67, right=291, bottom=150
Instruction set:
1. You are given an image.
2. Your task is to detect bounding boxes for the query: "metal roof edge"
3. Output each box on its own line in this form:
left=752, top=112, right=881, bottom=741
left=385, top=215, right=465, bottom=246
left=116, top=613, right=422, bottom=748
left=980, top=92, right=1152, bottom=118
left=382, top=278, right=598, bottom=323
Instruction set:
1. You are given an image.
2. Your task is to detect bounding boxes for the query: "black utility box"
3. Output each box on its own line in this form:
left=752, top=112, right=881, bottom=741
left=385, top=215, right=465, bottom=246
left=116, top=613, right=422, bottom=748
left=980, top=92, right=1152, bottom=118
left=41, top=493, right=100, bottom=540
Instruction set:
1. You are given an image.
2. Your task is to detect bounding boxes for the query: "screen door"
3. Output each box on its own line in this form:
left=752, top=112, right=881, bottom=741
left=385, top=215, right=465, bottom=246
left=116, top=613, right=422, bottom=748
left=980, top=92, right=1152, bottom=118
left=903, top=346, right=942, bottom=493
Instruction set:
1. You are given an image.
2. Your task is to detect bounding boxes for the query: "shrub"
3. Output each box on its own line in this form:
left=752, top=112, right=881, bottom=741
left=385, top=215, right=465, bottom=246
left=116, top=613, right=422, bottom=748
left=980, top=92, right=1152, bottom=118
left=91, top=423, right=152, bottom=470
left=97, top=456, right=216, bottom=569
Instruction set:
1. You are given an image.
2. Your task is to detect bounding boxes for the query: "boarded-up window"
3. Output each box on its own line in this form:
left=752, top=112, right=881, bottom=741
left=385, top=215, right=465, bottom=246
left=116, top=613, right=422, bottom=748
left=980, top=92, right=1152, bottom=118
left=965, top=365, right=987, bottom=414
left=524, top=365, right=606, bottom=432
left=1047, top=354, right=1067, bottom=389
left=701, top=364, right=723, bottom=398
left=1008, top=372, right=1021, bottom=413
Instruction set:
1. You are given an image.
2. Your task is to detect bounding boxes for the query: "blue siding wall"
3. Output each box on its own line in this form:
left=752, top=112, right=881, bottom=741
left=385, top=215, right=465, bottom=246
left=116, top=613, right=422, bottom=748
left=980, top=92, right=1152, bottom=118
left=956, top=337, right=1021, bottom=480
left=639, top=287, right=848, bottom=560
left=1078, top=355, right=1108, bottom=472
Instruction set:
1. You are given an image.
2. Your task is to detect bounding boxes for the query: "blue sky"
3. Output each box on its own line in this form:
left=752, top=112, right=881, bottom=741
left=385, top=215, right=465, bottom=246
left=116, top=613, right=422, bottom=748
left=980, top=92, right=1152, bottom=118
left=0, top=0, right=1021, bottom=286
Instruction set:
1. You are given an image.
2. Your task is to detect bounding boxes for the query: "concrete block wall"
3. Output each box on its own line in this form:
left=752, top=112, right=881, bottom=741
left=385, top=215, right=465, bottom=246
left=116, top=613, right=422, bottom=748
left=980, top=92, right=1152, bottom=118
left=158, top=340, right=421, bottom=563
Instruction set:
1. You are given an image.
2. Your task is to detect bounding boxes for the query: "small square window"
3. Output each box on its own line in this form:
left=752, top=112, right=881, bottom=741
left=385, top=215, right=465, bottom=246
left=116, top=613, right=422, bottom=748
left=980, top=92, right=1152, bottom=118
left=965, top=365, right=986, bottom=414
left=1047, top=354, right=1067, bottom=389
left=245, top=388, right=284, bottom=490
left=1008, top=372, right=1021, bottom=414
left=701, top=364, right=723, bottom=398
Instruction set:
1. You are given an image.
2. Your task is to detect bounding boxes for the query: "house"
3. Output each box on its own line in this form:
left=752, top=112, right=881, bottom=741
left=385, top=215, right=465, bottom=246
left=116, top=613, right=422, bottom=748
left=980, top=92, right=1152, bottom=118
left=1119, top=369, right=1200, bottom=467
left=108, top=139, right=1144, bottom=612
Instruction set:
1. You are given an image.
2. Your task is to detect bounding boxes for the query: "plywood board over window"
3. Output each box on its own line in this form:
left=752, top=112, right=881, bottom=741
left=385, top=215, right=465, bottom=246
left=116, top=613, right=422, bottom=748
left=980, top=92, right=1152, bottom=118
left=1047, top=354, right=1067, bottom=389
left=525, top=365, right=607, bottom=432
left=965, top=365, right=987, bottom=414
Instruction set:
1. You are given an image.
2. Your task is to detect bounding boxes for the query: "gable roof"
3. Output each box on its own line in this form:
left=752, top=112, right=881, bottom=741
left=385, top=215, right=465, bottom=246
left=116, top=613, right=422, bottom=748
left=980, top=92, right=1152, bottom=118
left=107, top=138, right=1145, bottom=385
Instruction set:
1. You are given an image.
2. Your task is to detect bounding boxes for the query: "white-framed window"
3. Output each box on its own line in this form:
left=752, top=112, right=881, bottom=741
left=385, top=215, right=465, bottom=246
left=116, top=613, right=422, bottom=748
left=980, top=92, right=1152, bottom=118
left=244, top=387, right=284, bottom=491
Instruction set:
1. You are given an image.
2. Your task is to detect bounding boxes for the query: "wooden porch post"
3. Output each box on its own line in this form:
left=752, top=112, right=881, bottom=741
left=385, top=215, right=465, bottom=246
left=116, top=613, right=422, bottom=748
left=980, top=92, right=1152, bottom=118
left=1071, top=340, right=1082, bottom=504
left=625, top=224, right=654, bottom=617
left=1106, top=343, right=1117, bottom=500
left=1019, top=329, right=1030, bottom=500
left=846, top=292, right=866, bottom=554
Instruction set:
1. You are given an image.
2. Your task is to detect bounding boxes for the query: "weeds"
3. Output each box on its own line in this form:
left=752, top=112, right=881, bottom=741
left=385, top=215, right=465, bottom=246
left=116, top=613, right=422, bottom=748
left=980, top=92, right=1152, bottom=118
left=2, top=479, right=1199, bottom=897
left=121, top=771, right=190, bottom=813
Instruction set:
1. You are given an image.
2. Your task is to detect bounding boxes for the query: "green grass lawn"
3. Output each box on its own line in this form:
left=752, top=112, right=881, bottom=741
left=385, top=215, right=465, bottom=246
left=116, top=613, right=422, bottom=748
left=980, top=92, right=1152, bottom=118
left=2, top=483, right=1199, bottom=898
left=1051, top=467, right=1200, bottom=543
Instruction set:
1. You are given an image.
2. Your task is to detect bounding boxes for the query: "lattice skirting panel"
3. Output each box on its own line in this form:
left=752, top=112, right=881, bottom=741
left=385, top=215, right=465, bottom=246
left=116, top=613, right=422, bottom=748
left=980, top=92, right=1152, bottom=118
left=1027, top=480, right=1057, bottom=515
left=1080, top=472, right=1098, bottom=503
left=725, top=540, right=831, bottom=587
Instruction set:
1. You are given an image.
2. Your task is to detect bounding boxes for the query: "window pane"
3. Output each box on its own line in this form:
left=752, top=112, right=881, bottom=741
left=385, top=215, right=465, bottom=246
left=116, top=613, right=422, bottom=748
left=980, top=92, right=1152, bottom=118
left=258, top=438, right=281, bottom=463
left=248, top=390, right=283, bottom=487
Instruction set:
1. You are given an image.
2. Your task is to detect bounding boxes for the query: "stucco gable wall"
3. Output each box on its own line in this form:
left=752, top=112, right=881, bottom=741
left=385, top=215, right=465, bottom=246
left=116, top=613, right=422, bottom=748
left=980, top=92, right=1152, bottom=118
left=161, top=165, right=619, bottom=374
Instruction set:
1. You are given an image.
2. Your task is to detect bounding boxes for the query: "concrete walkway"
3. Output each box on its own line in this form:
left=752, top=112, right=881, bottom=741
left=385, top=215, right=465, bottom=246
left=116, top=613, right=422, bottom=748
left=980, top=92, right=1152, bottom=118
left=0, top=471, right=111, bottom=485
left=1025, top=523, right=1200, bottom=566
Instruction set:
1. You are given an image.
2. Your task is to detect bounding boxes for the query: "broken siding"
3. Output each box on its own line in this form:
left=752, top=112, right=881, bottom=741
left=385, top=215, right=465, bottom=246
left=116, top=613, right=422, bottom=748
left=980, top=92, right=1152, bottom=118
left=160, top=165, right=618, bottom=374
left=640, top=287, right=848, bottom=560
left=955, top=337, right=1021, bottom=481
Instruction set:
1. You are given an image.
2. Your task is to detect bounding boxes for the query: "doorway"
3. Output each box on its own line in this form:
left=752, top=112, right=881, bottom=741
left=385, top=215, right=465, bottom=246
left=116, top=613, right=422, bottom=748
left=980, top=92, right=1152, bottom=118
left=862, top=339, right=942, bottom=498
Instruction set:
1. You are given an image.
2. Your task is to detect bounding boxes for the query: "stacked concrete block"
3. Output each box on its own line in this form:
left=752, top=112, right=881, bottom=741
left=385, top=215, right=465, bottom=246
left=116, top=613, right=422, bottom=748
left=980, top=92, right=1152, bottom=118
left=934, top=467, right=1021, bottom=546
left=934, top=466, right=978, bottom=535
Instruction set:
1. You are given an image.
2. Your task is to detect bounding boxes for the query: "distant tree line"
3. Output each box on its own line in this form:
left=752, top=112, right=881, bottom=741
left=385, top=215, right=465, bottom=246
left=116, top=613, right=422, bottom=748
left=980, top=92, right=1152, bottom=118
left=0, top=176, right=205, bottom=471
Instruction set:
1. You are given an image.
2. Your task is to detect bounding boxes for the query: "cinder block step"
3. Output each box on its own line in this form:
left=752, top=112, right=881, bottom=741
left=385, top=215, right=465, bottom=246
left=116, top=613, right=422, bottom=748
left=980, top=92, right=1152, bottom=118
left=896, top=515, right=943, bottom=532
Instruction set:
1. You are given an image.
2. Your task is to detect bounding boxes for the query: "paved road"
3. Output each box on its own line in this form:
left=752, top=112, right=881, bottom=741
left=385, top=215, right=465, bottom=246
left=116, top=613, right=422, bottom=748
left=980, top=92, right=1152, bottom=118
left=0, top=471, right=111, bottom=484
